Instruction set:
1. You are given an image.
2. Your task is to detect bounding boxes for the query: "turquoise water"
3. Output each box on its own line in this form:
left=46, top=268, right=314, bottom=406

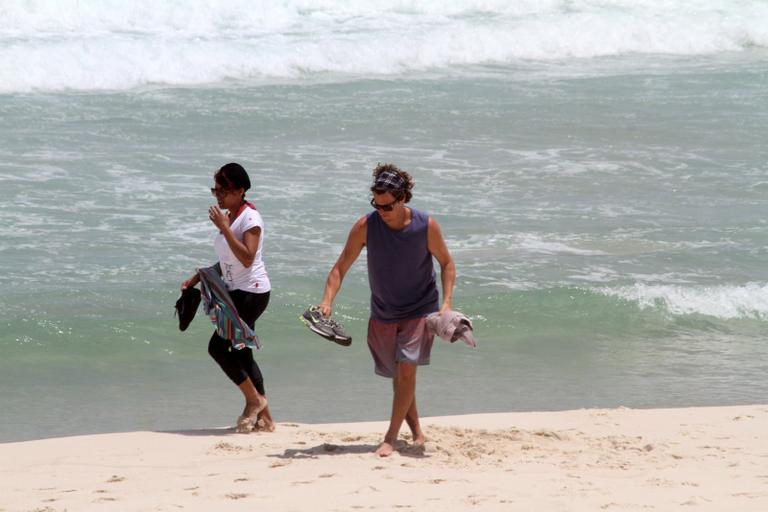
left=2, top=2, right=768, bottom=442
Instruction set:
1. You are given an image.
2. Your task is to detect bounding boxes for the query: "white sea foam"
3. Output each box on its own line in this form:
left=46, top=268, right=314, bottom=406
left=598, top=283, right=768, bottom=320
left=569, top=266, right=620, bottom=283
left=0, top=163, right=69, bottom=182
left=1, top=0, right=766, bottom=92
left=517, top=234, right=607, bottom=256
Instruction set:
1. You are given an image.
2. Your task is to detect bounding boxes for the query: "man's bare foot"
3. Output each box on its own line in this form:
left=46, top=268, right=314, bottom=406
left=375, top=441, right=396, bottom=457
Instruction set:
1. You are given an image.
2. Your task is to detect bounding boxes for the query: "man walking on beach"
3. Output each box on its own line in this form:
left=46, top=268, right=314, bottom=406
left=317, top=163, right=456, bottom=457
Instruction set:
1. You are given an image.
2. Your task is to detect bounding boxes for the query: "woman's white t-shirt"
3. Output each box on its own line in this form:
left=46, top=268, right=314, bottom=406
left=213, top=206, right=271, bottom=293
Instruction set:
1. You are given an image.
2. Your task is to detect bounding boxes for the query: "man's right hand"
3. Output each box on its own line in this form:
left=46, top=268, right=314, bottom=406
left=318, top=303, right=332, bottom=317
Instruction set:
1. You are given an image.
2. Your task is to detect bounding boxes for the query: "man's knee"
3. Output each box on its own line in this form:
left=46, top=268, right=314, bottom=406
left=395, top=361, right=417, bottom=382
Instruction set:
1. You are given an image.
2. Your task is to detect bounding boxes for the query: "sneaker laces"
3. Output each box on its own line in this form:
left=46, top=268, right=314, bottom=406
left=307, top=306, right=323, bottom=320
left=324, top=317, right=342, bottom=329
left=308, top=306, right=339, bottom=326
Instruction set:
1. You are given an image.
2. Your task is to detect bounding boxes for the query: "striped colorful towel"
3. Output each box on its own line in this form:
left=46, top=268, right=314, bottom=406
left=198, top=265, right=261, bottom=350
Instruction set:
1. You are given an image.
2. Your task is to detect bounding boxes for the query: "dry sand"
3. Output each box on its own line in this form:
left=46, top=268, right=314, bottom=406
left=1, top=405, right=767, bottom=511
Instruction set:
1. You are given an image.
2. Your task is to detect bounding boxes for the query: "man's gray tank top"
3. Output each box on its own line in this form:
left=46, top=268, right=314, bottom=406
left=366, top=208, right=439, bottom=322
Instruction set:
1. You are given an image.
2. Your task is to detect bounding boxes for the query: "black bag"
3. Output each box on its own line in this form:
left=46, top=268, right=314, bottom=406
left=175, top=287, right=201, bottom=331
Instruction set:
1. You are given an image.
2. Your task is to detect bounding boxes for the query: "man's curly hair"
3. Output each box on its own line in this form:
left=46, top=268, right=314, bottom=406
left=370, top=163, right=414, bottom=203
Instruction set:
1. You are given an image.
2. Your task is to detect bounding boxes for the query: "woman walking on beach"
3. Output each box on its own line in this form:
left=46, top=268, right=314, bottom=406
left=181, top=163, right=274, bottom=433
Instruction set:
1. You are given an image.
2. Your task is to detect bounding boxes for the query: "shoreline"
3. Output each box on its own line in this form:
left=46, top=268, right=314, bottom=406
left=2, top=405, right=766, bottom=511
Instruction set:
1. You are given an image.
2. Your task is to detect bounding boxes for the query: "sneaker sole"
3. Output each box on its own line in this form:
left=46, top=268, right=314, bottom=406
left=331, top=335, right=352, bottom=347
left=300, top=315, right=352, bottom=347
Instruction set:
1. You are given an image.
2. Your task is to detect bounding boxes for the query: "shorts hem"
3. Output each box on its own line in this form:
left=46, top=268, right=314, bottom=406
left=395, top=356, right=431, bottom=366
left=375, top=358, right=431, bottom=378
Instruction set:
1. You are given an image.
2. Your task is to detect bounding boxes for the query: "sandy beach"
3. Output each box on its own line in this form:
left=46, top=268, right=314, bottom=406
left=1, top=405, right=766, bottom=511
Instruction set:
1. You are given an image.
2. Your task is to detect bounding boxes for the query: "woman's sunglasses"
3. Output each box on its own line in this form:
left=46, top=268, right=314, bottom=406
left=370, top=197, right=399, bottom=211
left=211, top=186, right=233, bottom=197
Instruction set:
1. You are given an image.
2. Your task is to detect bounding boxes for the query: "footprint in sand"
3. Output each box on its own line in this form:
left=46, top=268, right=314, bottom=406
left=681, top=496, right=712, bottom=506
left=212, top=442, right=252, bottom=453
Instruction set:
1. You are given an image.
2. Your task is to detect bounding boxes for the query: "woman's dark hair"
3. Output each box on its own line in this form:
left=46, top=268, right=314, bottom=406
left=214, top=163, right=251, bottom=196
left=370, top=163, right=414, bottom=203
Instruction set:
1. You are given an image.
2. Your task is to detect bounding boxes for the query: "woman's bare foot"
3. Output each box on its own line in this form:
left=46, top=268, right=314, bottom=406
left=254, top=405, right=275, bottom=432
left=235, top=415, right=254, bottom=433
left=255, top=418, right=276, bottom=432
left=242, top=396, right=268, bottom=419
left=236, top=396, right=268, bottom=433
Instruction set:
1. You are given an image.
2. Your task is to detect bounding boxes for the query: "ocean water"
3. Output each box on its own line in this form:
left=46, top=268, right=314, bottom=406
left=1, top=0, right=767, bottom=443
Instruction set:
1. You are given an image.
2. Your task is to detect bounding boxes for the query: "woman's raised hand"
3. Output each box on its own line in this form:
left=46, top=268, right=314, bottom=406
left=208, top=205, right=229, bottom=231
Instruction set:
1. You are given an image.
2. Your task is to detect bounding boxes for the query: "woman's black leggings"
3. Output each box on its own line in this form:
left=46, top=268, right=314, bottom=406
left=208, top=290, right=270, bottom=395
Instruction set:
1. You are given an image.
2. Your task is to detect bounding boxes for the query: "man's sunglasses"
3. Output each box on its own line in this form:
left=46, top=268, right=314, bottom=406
left=370, top=197, right=399, bottom=211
